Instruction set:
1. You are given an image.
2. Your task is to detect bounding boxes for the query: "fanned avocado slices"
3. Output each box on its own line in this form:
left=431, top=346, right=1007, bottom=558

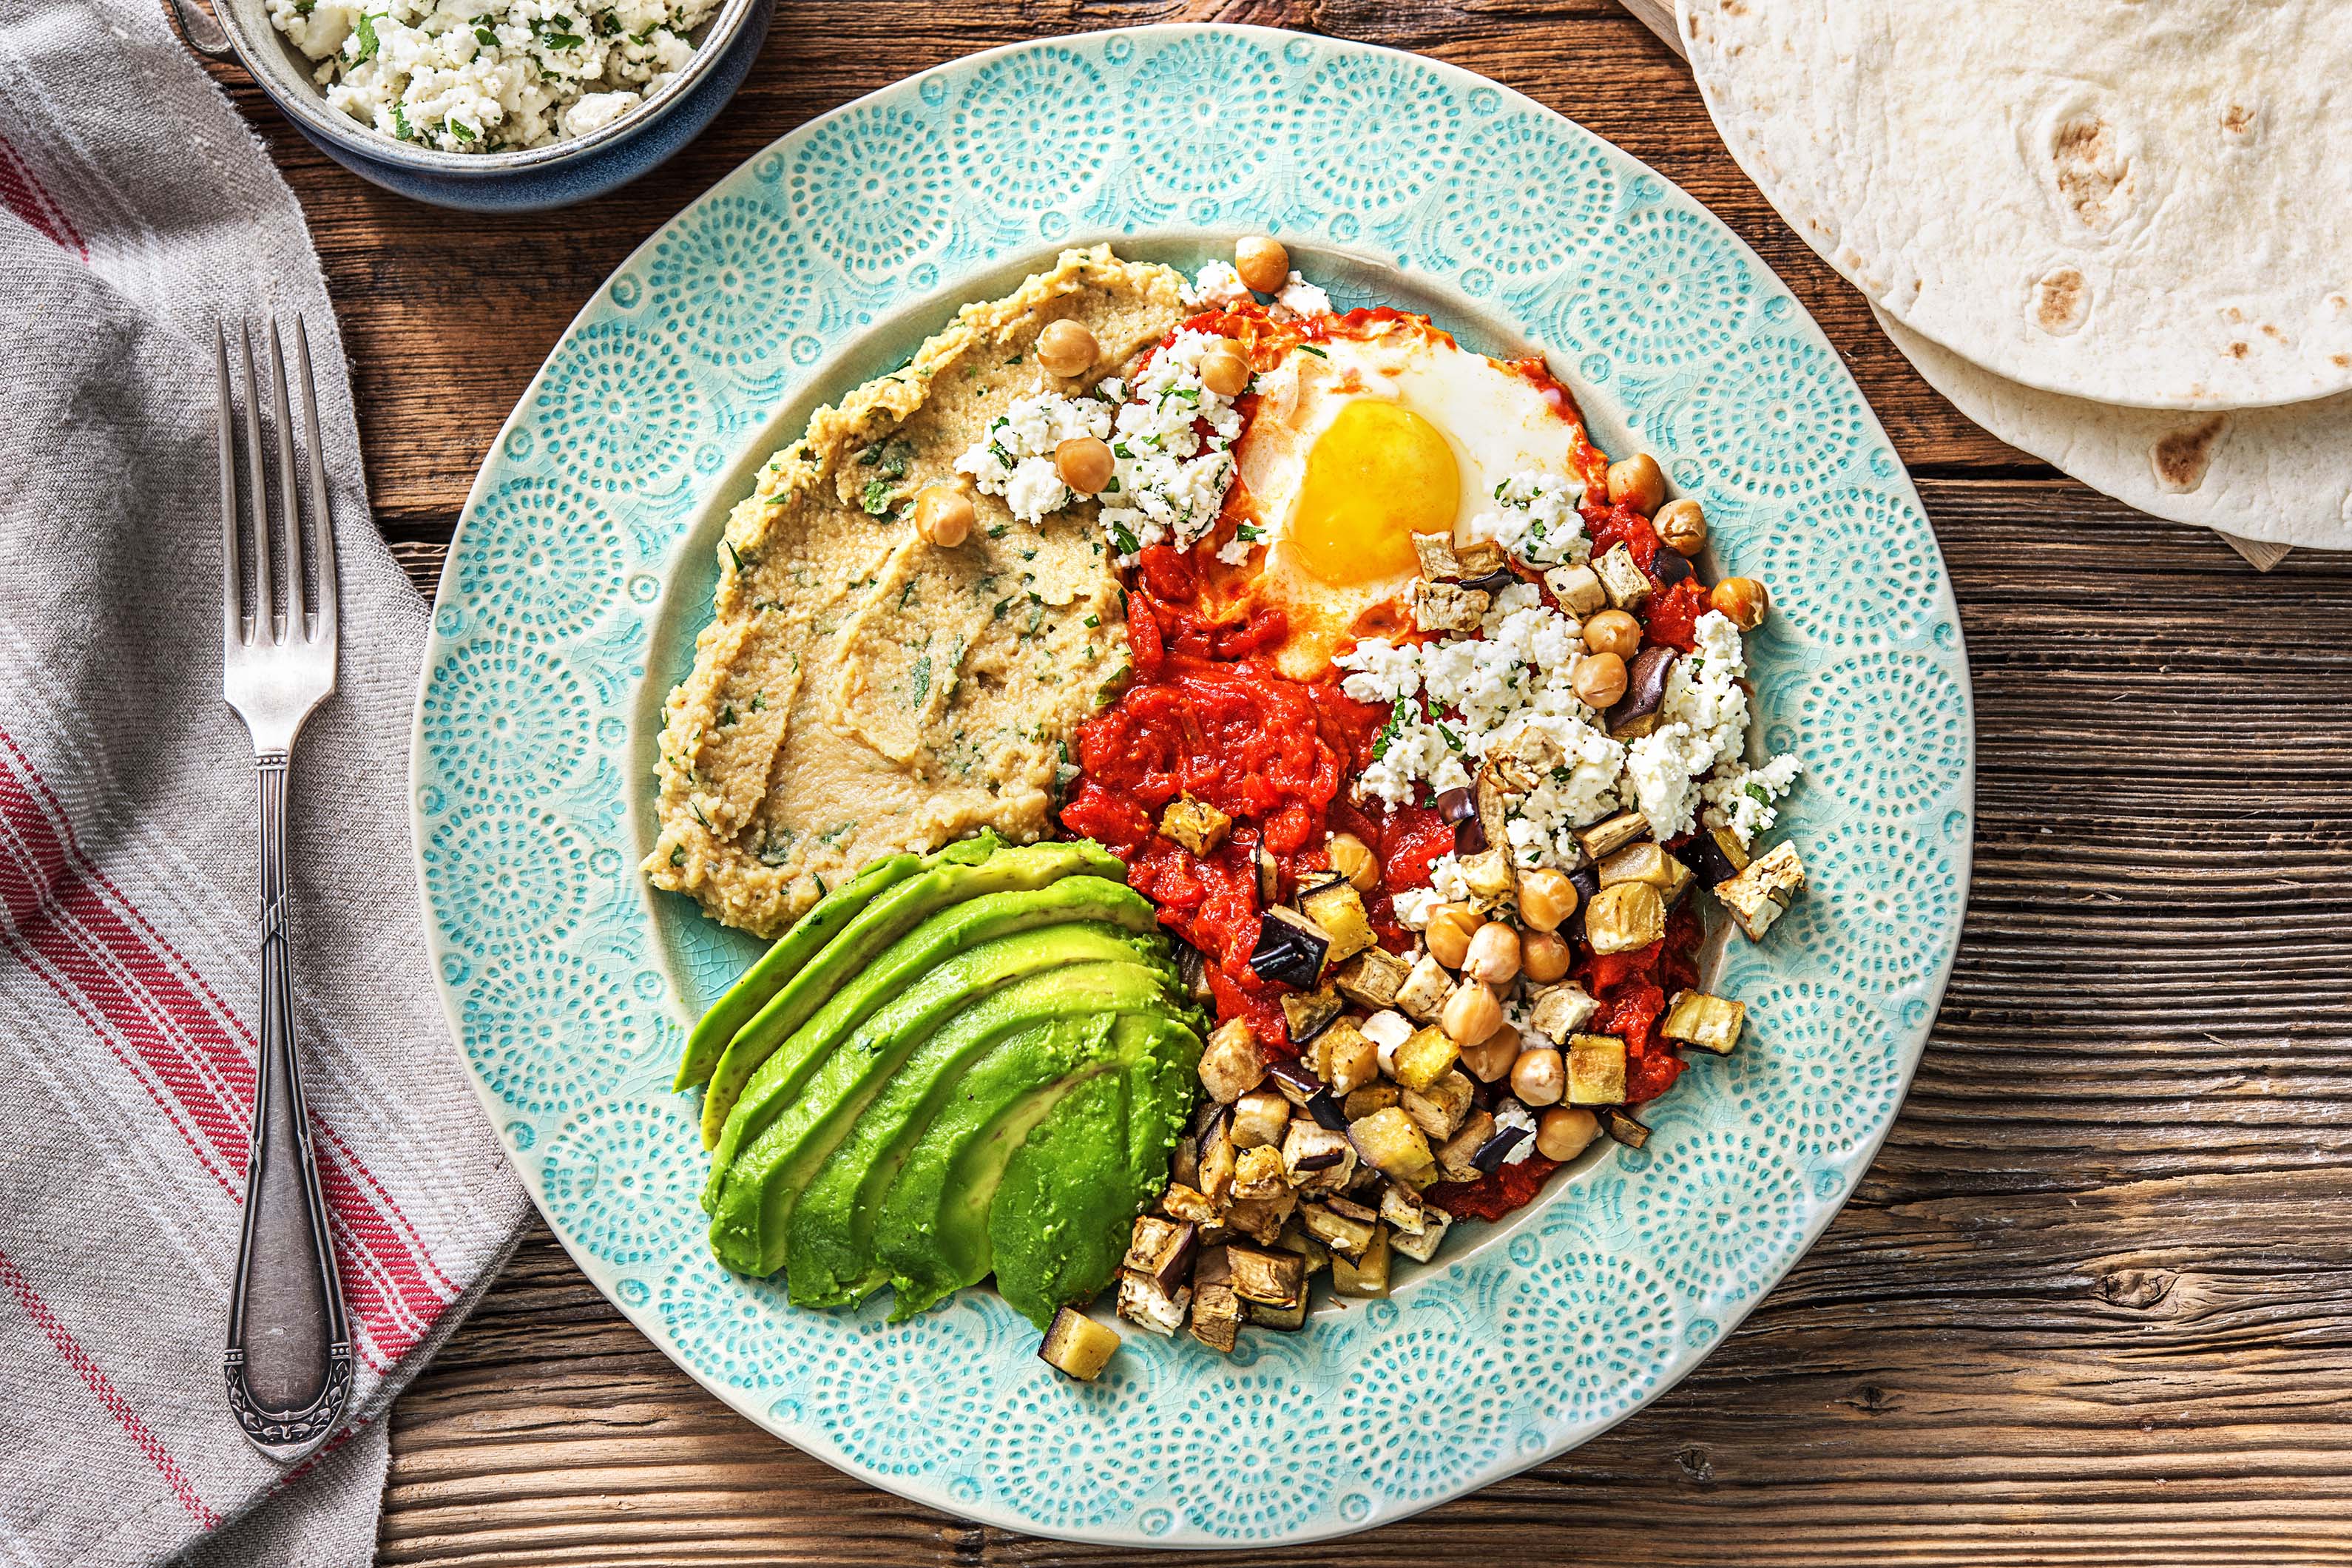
left=783, top=959, right=1187, bottom=1310
left=876, top=1009, right=1200, bottom=1322
left=704, top=919, right=1172, bottom=1277
left=697, top=834, right=1125, bottom=1144
left=672, top=851, right=922, bottom=1092
left=703, top=873, right=1160, bottom=1194
left=989, top=1010, right=1204, bottom=1329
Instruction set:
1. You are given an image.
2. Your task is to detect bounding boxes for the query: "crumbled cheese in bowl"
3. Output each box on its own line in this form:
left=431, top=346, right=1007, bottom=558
left=267, top=0, right=717, bottom=153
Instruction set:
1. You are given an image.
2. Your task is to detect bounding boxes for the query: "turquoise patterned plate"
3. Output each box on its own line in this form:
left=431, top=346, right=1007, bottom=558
left=413, top=24, right=1973, bottom=1547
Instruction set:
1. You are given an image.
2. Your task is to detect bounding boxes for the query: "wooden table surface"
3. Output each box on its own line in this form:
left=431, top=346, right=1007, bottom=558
left=211, top=4, right=2352, bottom=1563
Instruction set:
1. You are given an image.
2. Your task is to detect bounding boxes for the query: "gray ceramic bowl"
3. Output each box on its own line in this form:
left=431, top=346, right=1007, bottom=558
left=169, top=0, right=770, bottom=211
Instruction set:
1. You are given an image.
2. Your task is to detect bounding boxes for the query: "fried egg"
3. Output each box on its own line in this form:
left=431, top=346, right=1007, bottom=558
left=1232, top=318, right=1590, bottom=679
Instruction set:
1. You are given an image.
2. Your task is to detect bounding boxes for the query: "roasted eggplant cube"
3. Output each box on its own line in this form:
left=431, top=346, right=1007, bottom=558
left=1246, top=1295, right=1309, bottom=1330
left=1264, top=1058, right=1325, bottom=1110
left=1686, top=825, right=1753, bottom=889
left=1348, top=1106, right=1438, bottom=1186
left=1280, top=985, right=1345, bottom=1048
left=1436, top=1109, right=1498, bottom=1183
left=1159, top=794, right=1233, bottom=856
left=1277, top=1215, right=1334, bottom=1275
left=1605, top=646, right=1678, bottom=741
left=1473, top=766, right=1511, bottom=852
left=1486, top=726, right=1565, bottom=793
left=1231, top=1143, right=1288, bottom=1200
left=1251, top=905, right=1334, bottom=989
left=1189, top=1282, right=1243, bottom=1354
left=1412, top=579, right=1490, bottom=633
left=1169, top=1134, right=1200, bottom=1191
left=1457, top=846, right=1516, bottom=902
left=1342, top=1081, right=1402, bottom=1121
left=1527, top=981, right=1601, bottom=1044
left=1387, top=1204, right=1452, bottom=1263
left=1717, top=841, right=1807, bottom=941
left=1393, top=951, right=1453, bottom=1023
left=1159, top=1182, right=1219, bottom=1226
left=1317, top=1020, right=1380, bottom=1096
left=1124, top=1215, right=1200, bottom=1297
left=1230, top=1090, right=1291, bottom=1150
left=1378, top=1180, right=1430, bottom=1236
left=1223, top=1190, right=1296, bottom=1244
left=1197, top=1129, right=1238, bottom=1203
left=1300, top=1200, right=1379, bottom=1260
left=1661, top=990, right=1746, bottom=1055
left=1334, top=947, right=1410, bottom=1011
left=1546, top=562, right=1607, bottom=615
left=1575, top=810, right=1651, bottom=861
left=1226, top=1243, right=1308, bottom=1309
left=1594, top=542, right=1652, bottom=609
left=1391, top=1026, right=1461, bottom=1092
left=1330, top=1226, right=1393, bottom=1299
left=1585, top=882, right=1666, bottom=955
left=1282, top=1120, right=1356, bottom=1191
left=1413, top=531, right=1464, bottom=581
left=1604, top=1107, right=1652, bottom=1149
left=1040, top=1306, right=1125, bottom=1378
left=1199, top=1018, right=1266, bottom=1104
left=1115, top=1271, right=1191, bottom=1338
left=1455, top=541, right=1509, bottom=580
left=1298, top=879, right=1377, bottom=967
left=1567, top=1034, right=1629, bottom=1106
left=1402, top=1068, right=1475, bottom=1142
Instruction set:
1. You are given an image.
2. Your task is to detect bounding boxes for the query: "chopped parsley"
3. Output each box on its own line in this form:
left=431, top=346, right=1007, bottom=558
left=861, top=478, right=894, bottom=516
left=352, top=11, right=381, bottom=61
left=474, top=23, right=496, bottom=45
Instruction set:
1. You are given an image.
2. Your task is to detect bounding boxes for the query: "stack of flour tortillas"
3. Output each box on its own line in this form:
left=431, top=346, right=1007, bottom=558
left=1669, top=0, right=2352, bottom=560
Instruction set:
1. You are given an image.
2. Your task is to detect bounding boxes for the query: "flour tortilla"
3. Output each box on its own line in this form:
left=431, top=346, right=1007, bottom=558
left=1877, top=305, right=2352, bottom=550
left=1680, top=0, right=2352, bottom=410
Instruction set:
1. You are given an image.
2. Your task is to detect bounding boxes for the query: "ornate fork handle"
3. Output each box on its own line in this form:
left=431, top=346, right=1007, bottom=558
left=223, top=749, right=353, bottom=1463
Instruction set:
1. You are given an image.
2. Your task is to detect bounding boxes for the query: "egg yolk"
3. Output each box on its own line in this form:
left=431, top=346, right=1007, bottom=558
left=1285, top=399, right=1461, bottom=587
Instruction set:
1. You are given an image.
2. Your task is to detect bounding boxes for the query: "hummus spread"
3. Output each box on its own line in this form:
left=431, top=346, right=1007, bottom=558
left=644, top=247, right=1190, bottom=937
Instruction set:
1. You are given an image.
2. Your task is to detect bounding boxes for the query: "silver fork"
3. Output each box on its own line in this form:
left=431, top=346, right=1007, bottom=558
left=214, top=320, right=353, bottom=1464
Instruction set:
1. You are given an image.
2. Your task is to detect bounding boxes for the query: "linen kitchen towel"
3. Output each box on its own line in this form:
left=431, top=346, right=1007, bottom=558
left=0, top=2, right=531, bottom=1564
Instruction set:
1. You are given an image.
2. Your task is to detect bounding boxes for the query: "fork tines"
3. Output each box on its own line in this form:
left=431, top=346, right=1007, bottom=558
left=214, top=319, right=339, bottom=652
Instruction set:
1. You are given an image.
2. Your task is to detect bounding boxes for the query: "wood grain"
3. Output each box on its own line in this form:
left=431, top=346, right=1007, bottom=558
left=202, top=2, right=2352, bottom=1560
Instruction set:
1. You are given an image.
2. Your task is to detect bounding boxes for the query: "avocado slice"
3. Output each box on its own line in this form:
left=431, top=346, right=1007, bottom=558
left=697, top=834, right=1126, bottom=1145
left=702, top=873, right=1162, bottom=1197
left=705, top=920, right=1174, bottom=1276
left=874, top=1008, right=1202, bottom=1322
left=672, top=851, right=922, bottom=1092
left=783, top=959, right=1188, bottom=1309
left=989, top=1010, right=1205, bottom=1329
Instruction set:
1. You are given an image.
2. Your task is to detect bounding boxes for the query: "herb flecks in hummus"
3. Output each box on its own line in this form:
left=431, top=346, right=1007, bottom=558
left=646, top=247, right=1190, bottom=937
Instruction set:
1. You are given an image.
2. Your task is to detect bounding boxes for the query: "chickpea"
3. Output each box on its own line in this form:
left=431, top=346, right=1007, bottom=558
left=1234, top=235, right=1291, bottom=294
left=1463, top=921, right=1522, bottom=984
left=913, top=484, right=973, bottom=548
left=1055, top=436, right=1115, bottom=496
left=1572, top=651, right=1628, bottom=709
left=1202, top=351, right=1253, bottom=400
left=1328, top=831, right=1381, bottom=892
left=1581, top=608, right=1642, bottom=660
left=1459, top=1029, right=1518, bottom=1084
left=1711, top=575, right=1770, bottom=631
left=1035, top=319, right=1100, bottom=378
left=1521, top=928, right=1573, bottom=984
left=1606, top=453, right=1666, bottom=516
left=1424, top=902, right=1480, bottom=969
left=1510, top=1047, right=1566, bottom=1106
left=1536, top=1106, right=1601, bottom=1161
left=1440, top=979, right=1504, bottom=1048
left=1655, top=497, right=1708, bottom=555
left=1516, top=869, right=1581, bottom=934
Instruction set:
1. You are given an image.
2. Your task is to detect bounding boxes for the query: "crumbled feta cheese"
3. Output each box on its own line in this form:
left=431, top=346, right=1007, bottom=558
left=1467, top=471, right=1589, bottom=568
left=269, top=0, right=716, bottom=154
left=1390, top=886, right=1443, bottom=930
left=1490, top=1098, right=1538, bottom=1163
left=1214, top=534, right=1254, bottom=566
left=1334, top=638, right=1422, bottom=706
left=1275, top=272, right=1334, bottom=317
left=1426, top=852, right=1471, bottom=904
left=1096, top=329, right=1246, bottom=561
left=1186, top=261, right=1253, bottom=309
left=1703, top=754, right=1803, bottom=845
left=955, top=388, right=1115, bottom=523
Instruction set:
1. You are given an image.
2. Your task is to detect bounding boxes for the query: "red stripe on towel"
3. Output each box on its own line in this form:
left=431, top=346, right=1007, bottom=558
left=0, top=132, right=88, bottom=260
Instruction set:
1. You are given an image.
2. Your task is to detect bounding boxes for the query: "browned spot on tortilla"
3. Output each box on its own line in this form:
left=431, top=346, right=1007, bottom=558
left=2336, top=354, right=2351, bottom=368
left=2034, top=268, right=2089, bottom=334
left=2152, top=418, right=2226, bottom=494
left=2051, top=115, right=2132, bottom=230
left=2228, top=341, right=2249, bottom=359
left=2261, top=323, right=2285, bottom=342
left=2221, top=104, right=2253, bottom=135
